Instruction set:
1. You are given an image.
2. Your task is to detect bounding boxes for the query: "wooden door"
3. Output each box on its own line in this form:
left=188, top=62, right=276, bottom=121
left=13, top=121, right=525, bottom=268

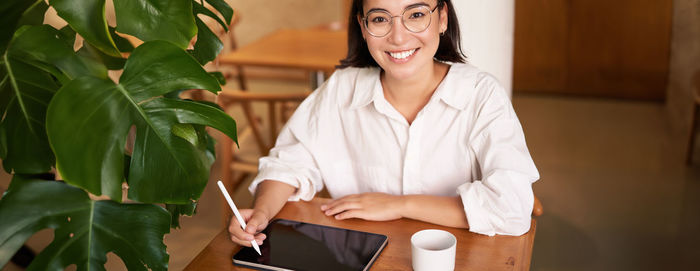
left=514, top=0, right=673, bottom=100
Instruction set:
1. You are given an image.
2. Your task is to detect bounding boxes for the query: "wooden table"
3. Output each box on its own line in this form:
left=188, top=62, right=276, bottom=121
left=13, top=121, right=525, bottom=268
left=185, top=198, right=538, bottom=271
left=217, top=28, right=347, bottom=88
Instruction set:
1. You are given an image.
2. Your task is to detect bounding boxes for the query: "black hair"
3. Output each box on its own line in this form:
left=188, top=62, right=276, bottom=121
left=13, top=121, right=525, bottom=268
left=337, top=0, right=466, bottom=68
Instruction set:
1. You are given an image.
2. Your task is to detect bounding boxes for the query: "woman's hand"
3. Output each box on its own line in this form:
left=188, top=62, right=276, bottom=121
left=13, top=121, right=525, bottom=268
left=320, top=193, right=405, bottom=221
left=227, top=209, right=269, bottom=247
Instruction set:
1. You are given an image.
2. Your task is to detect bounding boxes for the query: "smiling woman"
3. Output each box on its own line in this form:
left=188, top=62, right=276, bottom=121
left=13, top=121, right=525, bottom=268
left=226, top=0, right=540, bottom=248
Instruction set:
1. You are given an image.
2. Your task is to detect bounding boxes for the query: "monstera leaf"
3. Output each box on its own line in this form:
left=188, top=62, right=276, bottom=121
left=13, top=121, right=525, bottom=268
left=113, top=0, right=197, bottom=49
left=0, top=0, right=45, bottom=53
left=190, top=0, right=235, bottom=64
left=50, top=0, right=121, bottom=57
left=0, top=179, right=171, bottom=270
left=15, top=0, right=49, bottom=29
left=47, top=40, right=237, bottom=203
left=0, top=25, right=106, bottom=174
left=191, top=15, right=224, bottom=65
left=203, top=0, right=233, bottom=27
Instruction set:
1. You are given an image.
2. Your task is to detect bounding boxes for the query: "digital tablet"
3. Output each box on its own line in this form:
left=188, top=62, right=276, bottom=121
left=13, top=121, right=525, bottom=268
left=232, top=219, right=388, bottom=271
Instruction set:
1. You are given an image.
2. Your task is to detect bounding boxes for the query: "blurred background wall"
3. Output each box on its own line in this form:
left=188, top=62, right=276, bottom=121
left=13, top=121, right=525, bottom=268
left=666, top=0, right=700, bottom=138
left=227, top=0, right=341, bottom=46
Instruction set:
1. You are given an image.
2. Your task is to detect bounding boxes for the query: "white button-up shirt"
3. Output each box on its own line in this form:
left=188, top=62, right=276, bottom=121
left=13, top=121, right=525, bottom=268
left=249, top=63, right=539, bottom=236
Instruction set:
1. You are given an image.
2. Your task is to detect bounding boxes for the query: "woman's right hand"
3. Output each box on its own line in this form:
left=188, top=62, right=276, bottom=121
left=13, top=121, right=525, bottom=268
left=227, top=209, right=270, bottom=247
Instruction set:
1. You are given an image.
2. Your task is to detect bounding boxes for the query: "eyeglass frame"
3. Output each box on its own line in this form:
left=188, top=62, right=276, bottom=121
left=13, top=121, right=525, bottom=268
left=361, top=3, right=442, bottom=38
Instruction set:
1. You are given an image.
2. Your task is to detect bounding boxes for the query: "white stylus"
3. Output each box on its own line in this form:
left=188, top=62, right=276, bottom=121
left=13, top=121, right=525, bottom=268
left=217, top=180, right=262, bottom=255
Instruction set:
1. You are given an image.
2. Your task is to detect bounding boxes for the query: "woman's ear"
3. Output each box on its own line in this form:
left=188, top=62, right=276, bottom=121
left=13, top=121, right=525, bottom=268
left=357, top=14, right=367, bottom=40
left=439, top=3, right=449, bottom=33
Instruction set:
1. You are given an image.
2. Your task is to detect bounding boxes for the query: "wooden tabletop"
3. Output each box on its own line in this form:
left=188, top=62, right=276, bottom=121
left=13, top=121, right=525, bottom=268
left=217, top=28, right=347, bottom=74
left=185, top=198, right=537, bottom=271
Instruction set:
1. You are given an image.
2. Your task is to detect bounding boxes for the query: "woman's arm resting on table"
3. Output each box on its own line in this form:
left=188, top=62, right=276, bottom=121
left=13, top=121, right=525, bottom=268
left=321, top=193, right=469, bottom=228
left=228, top=180, right=296, bottom=246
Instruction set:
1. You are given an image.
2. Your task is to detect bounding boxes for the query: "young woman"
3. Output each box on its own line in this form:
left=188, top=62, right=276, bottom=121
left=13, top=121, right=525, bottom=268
left=228, top=0, right=539, bottom=247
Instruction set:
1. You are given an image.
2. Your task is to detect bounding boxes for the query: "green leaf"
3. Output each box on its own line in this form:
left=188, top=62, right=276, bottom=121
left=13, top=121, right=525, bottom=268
left=16, top=0, right=49, bottom=28
left=171, top=123, right=199, bottom=146
left=165, top=202, right=197, bottom=228
left=10, top=25, right=107, bottom=80
left=0, top=25, right=109, bottom=174
left=58, top=25, right=77, bottom=46
left=77, top=42, right=127, bottom=70
left=191, top=17, right=223, bottom=65
left=128, top=97, right=236, bottom=203
left=50, top=0, right=121, bottom=57
left=113, top=0, right=197, bottom=49
left=208, top=71, right=226, bottom=85
left=5, top=173, right=55, bottom=193
left=192, top=1, right=228, bottom=32
left=204, top=0, right=233, bottom=25
left=0, top=0, right=40, bottom=53
left=0, top=180, right=170, bottom=270
left=0, top=51, right=59, bottom=174
left=203, top=126, right=217, bottom=162
left=49, top=77, right=130, bottom=200
left=47, top=41, right=236, bottom=203
left=109, top=27, right=135, bottom=53
left=0, top=121, right=6, bottom=161
left=119, top=41, right=221, bottom=102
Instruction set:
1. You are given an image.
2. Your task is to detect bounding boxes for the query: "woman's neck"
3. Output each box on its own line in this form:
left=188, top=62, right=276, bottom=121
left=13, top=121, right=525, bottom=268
left=381, top=61, right=449, bottom=124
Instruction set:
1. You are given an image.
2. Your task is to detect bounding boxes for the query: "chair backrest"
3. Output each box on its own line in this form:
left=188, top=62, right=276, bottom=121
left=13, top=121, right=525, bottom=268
left=217, top=88, right=310, bottom=153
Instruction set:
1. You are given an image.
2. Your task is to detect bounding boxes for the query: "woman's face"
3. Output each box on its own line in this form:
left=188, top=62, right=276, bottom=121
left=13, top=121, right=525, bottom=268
left=359, top=0, right=448, bottom=81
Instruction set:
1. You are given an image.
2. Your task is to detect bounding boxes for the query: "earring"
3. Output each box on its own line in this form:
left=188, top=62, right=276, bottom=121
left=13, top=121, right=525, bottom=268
left=440, top=30, right=446, bottom=36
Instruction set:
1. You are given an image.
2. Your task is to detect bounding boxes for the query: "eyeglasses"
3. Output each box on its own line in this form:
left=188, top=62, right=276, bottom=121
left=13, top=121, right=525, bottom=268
left=362, top=4, right=441, bottom=37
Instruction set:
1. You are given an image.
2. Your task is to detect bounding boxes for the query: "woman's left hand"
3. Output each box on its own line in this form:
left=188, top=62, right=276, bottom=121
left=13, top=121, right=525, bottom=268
left=320, top=193, right=405, bottom=221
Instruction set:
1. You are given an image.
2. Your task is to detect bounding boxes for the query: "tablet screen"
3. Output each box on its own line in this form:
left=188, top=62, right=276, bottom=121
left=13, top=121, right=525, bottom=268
left=233, top=219, right=388, bottom=271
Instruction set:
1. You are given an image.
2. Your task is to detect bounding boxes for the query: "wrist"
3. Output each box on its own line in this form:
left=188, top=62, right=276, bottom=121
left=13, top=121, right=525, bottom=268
left=397, top=195, right=411, bottom=218
left=253, top=206, right=272, bottom=222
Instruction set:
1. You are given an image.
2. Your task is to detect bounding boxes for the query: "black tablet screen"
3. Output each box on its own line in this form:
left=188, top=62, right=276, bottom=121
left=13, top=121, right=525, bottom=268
left=233, top=219, right=388, bottom=271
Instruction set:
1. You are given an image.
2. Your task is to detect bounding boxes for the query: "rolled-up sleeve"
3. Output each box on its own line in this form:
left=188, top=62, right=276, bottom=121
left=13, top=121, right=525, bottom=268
left=458, top=77, right=540, bottom=236
left=248, top=123, right=324, bottom=202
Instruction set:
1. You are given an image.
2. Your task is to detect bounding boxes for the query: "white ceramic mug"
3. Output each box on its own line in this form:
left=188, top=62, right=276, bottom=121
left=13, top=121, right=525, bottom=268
left=411, top=229, right=457, bottom=271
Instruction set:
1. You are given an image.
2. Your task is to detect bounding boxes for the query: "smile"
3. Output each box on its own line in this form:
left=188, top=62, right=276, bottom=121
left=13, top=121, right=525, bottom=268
left=387, top=49, right=417, bottom=60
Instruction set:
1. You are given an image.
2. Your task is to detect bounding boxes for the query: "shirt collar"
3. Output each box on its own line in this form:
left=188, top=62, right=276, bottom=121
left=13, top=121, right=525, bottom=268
left=348, top=63, right=478, bottom=111
left=349, top=67, right=382, bottom=110
left=435, top=63, right=478, bottom=111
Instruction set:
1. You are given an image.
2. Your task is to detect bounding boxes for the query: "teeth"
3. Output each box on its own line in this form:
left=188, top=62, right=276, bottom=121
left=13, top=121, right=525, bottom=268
left=389, top=49, right=416, bottom=59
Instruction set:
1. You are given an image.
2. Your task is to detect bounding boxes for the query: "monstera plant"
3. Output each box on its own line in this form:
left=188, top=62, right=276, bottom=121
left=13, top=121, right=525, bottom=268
left=0, top=0, right=238, bottom=269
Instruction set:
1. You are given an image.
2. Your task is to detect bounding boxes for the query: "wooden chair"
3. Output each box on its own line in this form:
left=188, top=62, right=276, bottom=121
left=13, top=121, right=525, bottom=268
left=212, top=13, right=249, bottom=91
left=216, top=88, right=310, bottom=200
left=686, top=71, right=700, bottom=165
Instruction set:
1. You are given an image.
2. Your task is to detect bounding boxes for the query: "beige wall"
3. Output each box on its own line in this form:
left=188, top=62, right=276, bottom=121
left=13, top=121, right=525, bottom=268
left=666, top=0, right=700, bottom=138
left=227, top=0, right=342, bottom=46
left=43, top=1, right=342, bottom=49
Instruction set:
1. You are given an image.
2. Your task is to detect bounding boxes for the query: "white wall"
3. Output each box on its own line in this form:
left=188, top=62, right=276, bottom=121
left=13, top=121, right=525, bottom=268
left=452, top=0, right=514, bottom=97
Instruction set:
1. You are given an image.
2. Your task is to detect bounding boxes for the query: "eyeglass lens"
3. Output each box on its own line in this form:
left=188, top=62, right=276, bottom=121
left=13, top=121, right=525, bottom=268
left=366, top=6, right=433, bottom=37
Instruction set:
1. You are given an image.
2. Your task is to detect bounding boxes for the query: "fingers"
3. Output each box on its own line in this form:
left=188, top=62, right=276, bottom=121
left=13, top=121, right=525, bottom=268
left=228, top=209, right=268, bottom=247
left=320, top=195, right=357, bottom=212
left=228, top=222, right=254, bottom=246
left=245, top=211, right=269, bottom=234
left=253, top=233, right=267, bottom=245
left=322, top=198, right=362, bottom=217
left=334, top=209, right=361, bottom=220
left=320, top=193, right=403, bottom=221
